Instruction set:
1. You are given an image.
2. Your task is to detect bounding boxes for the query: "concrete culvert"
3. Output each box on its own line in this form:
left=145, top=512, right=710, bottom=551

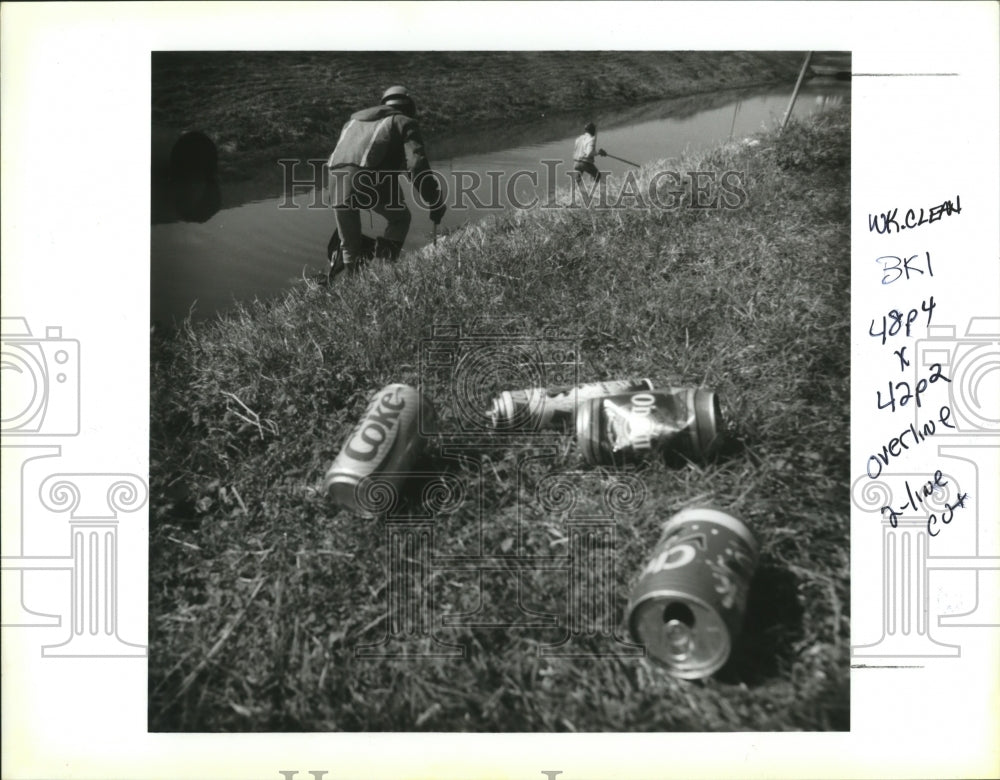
left=168, top=131, right=221, bottom=223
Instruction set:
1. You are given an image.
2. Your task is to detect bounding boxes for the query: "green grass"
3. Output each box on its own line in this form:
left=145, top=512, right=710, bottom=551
left=149, top=105, right=850, bottom=732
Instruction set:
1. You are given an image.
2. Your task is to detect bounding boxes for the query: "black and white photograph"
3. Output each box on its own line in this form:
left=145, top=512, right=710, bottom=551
left=3, top=2, right=999, bottom=779
left=149, top=49, right=852, bottom=732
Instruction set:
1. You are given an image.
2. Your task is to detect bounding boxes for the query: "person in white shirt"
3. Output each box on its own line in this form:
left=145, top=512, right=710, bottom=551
left=572, top=122, right=606, bottom=185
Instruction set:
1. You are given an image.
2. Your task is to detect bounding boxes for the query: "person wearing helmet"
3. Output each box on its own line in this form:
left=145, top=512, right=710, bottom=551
left=327, top=85, right=446, bottom=275
left=572, top=122, right=607, bottom=186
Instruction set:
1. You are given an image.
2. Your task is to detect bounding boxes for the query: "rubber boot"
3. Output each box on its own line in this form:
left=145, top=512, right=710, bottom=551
left=327, top=248, right=345, bottom=284
left=327, top=247, right=363, bottom=284
left=376, top=238, right=404, bottom=262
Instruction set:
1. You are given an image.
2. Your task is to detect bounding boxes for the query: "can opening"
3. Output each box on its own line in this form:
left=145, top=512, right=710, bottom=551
left=662, top=601, right=695, bottom=627
left=661, top=602, right=696, bottom=660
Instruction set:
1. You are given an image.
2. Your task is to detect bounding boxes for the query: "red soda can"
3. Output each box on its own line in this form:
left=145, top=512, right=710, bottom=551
left=488, top=378, right=653, bottom=431
left=575, top=387, right=722, bottom=466
left=626, top=507, right=758, bottom=679
left=323, top=383, right=436, bottom=516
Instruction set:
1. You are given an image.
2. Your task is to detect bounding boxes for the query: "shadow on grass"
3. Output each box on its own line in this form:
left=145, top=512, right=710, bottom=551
left=659, top=429, right=746, bottom=470
left=715, top=561, right=804, bottom=686
left=345, top=456, right=482, bottom=521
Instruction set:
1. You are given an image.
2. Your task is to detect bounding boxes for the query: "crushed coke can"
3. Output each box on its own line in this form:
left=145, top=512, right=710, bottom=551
left=627, top=507, right=758, bottom=679
left=323, top=383, right=435, bottom=516
left=488, top=378, right=653, bottom=431
left=574, top=387, right=722, bottom=466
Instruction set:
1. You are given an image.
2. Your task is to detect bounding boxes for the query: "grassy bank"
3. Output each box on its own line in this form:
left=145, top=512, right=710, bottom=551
left=150, top=105, right=850, bottom=732
left=152, top=51, right=805, bottom=190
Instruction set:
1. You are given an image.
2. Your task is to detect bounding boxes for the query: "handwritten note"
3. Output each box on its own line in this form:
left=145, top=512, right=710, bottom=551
left=868, top=195, right=961, bottom=235
left=863, top=197, right=971, bottom=536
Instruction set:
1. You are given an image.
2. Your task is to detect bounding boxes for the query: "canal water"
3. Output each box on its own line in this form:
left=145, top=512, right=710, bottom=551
left=151, top=81, right=849, bottom=326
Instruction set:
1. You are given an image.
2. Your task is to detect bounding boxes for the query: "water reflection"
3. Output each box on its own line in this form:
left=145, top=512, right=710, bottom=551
left=150, top=81, right=849, bottom=326
left=429, top=83, right=821, bottom=163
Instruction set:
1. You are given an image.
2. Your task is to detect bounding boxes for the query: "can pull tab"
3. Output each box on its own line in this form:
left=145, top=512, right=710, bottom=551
left=662, top=602, right=696, bottom=660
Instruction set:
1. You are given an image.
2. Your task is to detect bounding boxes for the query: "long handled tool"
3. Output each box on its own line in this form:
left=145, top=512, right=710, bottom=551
left=601, top=151, right=641, bottom=168
left=781, top=51, right=813, bottom=132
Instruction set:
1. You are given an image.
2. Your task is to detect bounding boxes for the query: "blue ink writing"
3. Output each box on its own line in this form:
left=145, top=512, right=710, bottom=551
left=880, top=471, right=948, bottom=528
left=876, top=363, right=952, bottom=413
left=869, top=297, right=936, bottom=344
left=880, top=470, right=948, bottom=527
left=927, top=492, right=970, bottom=537
left=866, top=405, right=956, bottom=479
left=879, top=470, right=970, bottom=536
left=877, top=252, right=935, bottom=285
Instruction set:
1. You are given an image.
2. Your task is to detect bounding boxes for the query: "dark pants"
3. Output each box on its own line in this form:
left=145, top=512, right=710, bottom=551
left=330, top=167, right=411, bottom=267
left=573, top=159, right=601, bottom=184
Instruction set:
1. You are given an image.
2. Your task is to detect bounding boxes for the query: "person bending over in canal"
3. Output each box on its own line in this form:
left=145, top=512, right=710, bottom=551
left=572, top=122, right=607, bottom=186
left=327, top=85, right=446, bottom=276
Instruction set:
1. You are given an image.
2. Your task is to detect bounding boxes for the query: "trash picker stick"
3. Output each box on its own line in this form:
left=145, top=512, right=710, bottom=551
left=604, top=152, right=641, bottom=168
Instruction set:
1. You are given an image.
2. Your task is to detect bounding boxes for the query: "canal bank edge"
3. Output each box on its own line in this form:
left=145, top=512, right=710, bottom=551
left=152, top=51, right=811, bottom=200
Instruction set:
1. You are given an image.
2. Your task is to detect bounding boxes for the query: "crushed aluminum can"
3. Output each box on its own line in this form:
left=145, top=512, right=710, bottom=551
left=323, top=383, right=435, bottom=516
left=488, top=378, right=653, bottom=431
left=627, top=507, right=758, bottom=679
left=574, top=387, right=722, bottom=466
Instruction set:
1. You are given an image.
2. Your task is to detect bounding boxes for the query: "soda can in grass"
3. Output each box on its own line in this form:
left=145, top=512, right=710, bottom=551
left=575, top=387, right=722, bottom=466
left=488, top=378, right=653, bottom=431
left=323, top=383, right=436, bottom=517
left=626, top=507, right=758, bottom=679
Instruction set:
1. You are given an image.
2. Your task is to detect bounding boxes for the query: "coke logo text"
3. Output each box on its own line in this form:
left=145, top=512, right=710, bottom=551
left=343, top=388, right=407, bottom=462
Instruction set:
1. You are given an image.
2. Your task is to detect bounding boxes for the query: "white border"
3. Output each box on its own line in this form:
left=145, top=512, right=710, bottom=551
left=3, top=2, right=999, bottom=779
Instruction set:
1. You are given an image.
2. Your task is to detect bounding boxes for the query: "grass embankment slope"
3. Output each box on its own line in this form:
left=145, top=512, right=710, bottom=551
left=150, top=106, right=850, bottom=732
left=152, top=51, right=804, bottom=186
